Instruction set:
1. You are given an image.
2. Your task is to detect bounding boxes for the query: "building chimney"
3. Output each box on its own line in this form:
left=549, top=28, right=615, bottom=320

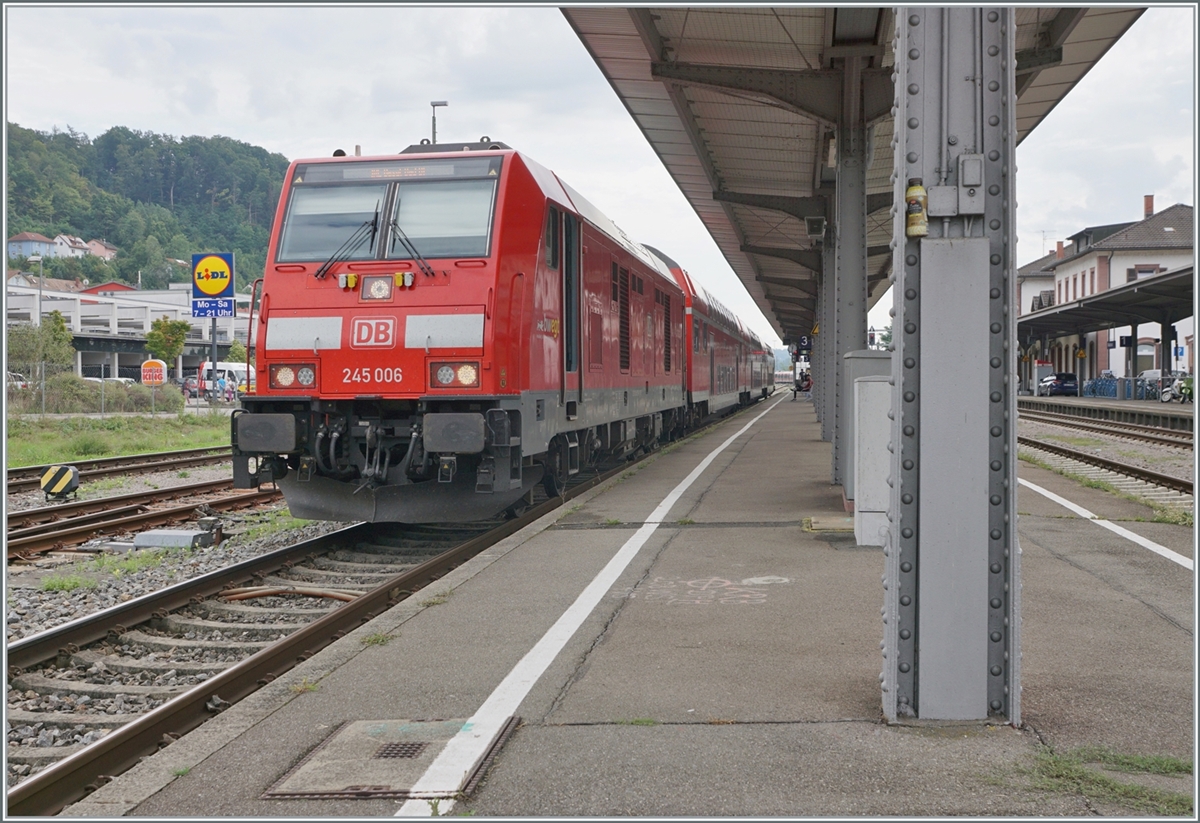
left=1056, top=240, right=1064, bottom=259
left=1144, top=194, right=1154, bottom=218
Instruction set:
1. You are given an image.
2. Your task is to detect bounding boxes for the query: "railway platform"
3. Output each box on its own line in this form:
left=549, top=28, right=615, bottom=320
left=1019, top=395, right=1193, bottom=431
left=62, top=393, right=1195, bottom=817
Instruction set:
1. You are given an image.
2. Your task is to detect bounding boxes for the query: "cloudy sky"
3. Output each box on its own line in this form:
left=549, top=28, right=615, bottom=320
left=5, top=5, right=1195, bottom=347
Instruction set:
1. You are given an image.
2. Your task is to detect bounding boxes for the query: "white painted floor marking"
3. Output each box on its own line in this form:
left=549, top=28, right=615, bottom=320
left=1018, top=478, right=1193, bottom=571
left=396, top=395, right=787, bottom=816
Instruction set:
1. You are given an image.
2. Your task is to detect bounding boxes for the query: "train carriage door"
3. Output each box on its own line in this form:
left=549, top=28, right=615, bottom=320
left=562, top=212, right=581, bottom=417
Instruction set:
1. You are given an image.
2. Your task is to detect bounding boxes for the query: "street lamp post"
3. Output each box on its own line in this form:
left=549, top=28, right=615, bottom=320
left=431, top=100, right=448, bottom=144
left=28, top=254, right=43, bottom=327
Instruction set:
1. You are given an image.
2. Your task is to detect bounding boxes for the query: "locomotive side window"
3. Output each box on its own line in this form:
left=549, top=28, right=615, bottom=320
left=278, top=184, right=388, bottom=262
left=387, top=179, right=496, bottom=258
left=545, top=206, right=560, bottom=270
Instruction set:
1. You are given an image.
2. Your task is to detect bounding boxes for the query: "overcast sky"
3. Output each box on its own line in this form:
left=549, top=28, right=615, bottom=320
left=5, top=5, right=1195, bottom=348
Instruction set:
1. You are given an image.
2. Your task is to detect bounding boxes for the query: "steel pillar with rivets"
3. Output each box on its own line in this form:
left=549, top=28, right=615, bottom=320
left=882, top=7, right=1020, bottom=723
left=831, top=55, right=870, bottom=484
left=818, top=258, right=836, bottom=441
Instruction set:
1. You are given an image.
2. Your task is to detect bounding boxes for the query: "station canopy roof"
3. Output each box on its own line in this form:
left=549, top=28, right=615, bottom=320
left=1016, top=265, right=1195, bottom=341
left=563, top=7, right=1146, bottom=343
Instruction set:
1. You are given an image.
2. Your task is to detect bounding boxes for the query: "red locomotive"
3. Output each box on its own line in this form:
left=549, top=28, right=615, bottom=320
left=232, top=140, right=774, bottom=522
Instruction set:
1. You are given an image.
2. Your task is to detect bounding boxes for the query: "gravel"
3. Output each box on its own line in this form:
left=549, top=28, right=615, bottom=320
left=1018, top=418, right=1194, bottom=485
left=5, top=506, right=354, bottom=644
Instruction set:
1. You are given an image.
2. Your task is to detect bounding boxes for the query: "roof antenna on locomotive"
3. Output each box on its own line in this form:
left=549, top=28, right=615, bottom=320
left=332, top=149, right=346, bottom=157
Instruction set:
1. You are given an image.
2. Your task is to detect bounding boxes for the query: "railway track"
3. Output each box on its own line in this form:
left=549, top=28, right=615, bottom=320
left=1018, top=409, right=1193, bottom=449
left=6, top=485, right=283, bottom=560
left=7, top=447, right=233, bottom=494
left=3, top=442, right=647, bottom=814
left=1017, top=436, right=1194, bottom=502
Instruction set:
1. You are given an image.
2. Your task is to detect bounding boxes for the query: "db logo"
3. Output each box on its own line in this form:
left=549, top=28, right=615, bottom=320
left=351, top=317, right=396, bottom=348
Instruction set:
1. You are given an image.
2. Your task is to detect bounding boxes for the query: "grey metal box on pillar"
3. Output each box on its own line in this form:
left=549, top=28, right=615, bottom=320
left=882, top=7, right=1021, bottom=724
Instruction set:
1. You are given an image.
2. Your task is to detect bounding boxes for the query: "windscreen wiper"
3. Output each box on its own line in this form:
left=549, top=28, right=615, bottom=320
left=314, top=202, right=379, bottom=279
left=389, top=216, right=438, bottom=278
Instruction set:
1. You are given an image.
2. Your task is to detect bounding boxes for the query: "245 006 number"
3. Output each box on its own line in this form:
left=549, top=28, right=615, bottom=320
left=342, top=367, right=403, bottom=384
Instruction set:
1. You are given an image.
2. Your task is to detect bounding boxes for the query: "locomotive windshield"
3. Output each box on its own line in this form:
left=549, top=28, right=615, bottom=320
left=387, top=179, right=495, bottom=258
left=277, top=156, right=501, bottom=262
left=277, top=184, right=387, bottom=262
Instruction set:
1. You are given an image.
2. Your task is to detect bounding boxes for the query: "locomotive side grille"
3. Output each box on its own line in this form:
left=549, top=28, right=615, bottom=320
left=618, top=267, right=630, bottom=372
left=662, top=294, right=672, bottom=373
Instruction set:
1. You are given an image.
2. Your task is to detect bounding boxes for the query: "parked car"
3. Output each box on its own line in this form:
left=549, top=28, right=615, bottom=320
left=1136, top=369, right=1162, bottom=384
left=1037, top=372, right=1079, bottom=396
left=7, top=372, right=29, bottom=390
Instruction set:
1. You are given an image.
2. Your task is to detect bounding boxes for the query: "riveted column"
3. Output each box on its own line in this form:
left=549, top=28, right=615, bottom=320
left=817, top=264, right=835, bottom=440
left=831, top=56, right=869, bottom=484
left=883, top=7, right=1020, bottom=723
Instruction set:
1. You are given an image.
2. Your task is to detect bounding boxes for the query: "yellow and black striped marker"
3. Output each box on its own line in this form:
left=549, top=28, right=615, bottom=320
left=40, top=465, right=80, bottom=500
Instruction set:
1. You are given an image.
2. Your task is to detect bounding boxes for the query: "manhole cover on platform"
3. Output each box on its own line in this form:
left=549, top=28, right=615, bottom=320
left=263, top=719, right=464, bottom=799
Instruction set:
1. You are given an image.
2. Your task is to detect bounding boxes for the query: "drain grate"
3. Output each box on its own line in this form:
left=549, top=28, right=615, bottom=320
left=373, top=742, right=429, bottom=759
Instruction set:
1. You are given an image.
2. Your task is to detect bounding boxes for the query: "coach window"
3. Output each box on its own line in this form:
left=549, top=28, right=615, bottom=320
left=545, top=206, right=560, bottom=270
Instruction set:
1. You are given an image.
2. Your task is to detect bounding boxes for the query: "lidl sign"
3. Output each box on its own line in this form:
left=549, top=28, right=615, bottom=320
left=192, top=252, right=235, bottom=317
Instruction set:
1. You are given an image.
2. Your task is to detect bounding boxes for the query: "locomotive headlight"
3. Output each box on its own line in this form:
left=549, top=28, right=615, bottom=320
left=362, top=275, right=393, bottom=300
left=456, top=364, right=478, bottom=385
left=269, top=363, right=317, bottom=390
left=430, top=361, right=481, bottom=389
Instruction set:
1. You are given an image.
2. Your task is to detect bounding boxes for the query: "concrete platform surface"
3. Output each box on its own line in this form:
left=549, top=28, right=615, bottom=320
left=63, top=393, right=1195, bottom=818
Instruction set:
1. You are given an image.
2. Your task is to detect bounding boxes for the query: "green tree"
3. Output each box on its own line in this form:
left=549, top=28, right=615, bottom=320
left=145, top=316, right=192, bottom=366
left=877, top=324, right=892, bottom=349
left=227, top=338, right=250, bottom=366
left=6, top=311, right=76, bottom=379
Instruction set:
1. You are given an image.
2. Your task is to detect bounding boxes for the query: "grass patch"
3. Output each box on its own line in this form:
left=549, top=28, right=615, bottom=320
left=617, top=718, right=658, bottom=726
left=239, top=511, right=311, bottom=542
left=40, top=574, right=96, bottom=592
left=1151, top=505, right=1194, bottom=527
left=68, top=433, right=112, bottom=457
left=289, top=678, right=320, bottom=694
left=6, top=414, right=231, bottom=468
left=88, top=549, right=169, bottom=577
left=172, top=767, right=190, bottom=777
left=1042, top=434, right=1107, bottom=449
left=1026, top=746, right=1193, bottom=816
left=421, top=590, right=452, bottom=607
left=1069, top=746, right=1191, bottom=776
left=85, top=477, right=129, bottom=494
left=177, top=470, right=191, bottom=478
left=604, top=518, right=622, bottom=526
left=677, top=517, right=695, bottom=525
left=361, top=632, right=395, bottom=647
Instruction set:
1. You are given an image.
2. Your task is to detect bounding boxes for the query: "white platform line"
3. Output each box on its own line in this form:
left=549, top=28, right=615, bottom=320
left=1018, top=478, right=1193, bottom=571
left=396, top=395, right=786, bottom=816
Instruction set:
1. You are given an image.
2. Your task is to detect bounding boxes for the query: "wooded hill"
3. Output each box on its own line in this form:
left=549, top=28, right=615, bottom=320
left=6, top=122, right=290, bottom=291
